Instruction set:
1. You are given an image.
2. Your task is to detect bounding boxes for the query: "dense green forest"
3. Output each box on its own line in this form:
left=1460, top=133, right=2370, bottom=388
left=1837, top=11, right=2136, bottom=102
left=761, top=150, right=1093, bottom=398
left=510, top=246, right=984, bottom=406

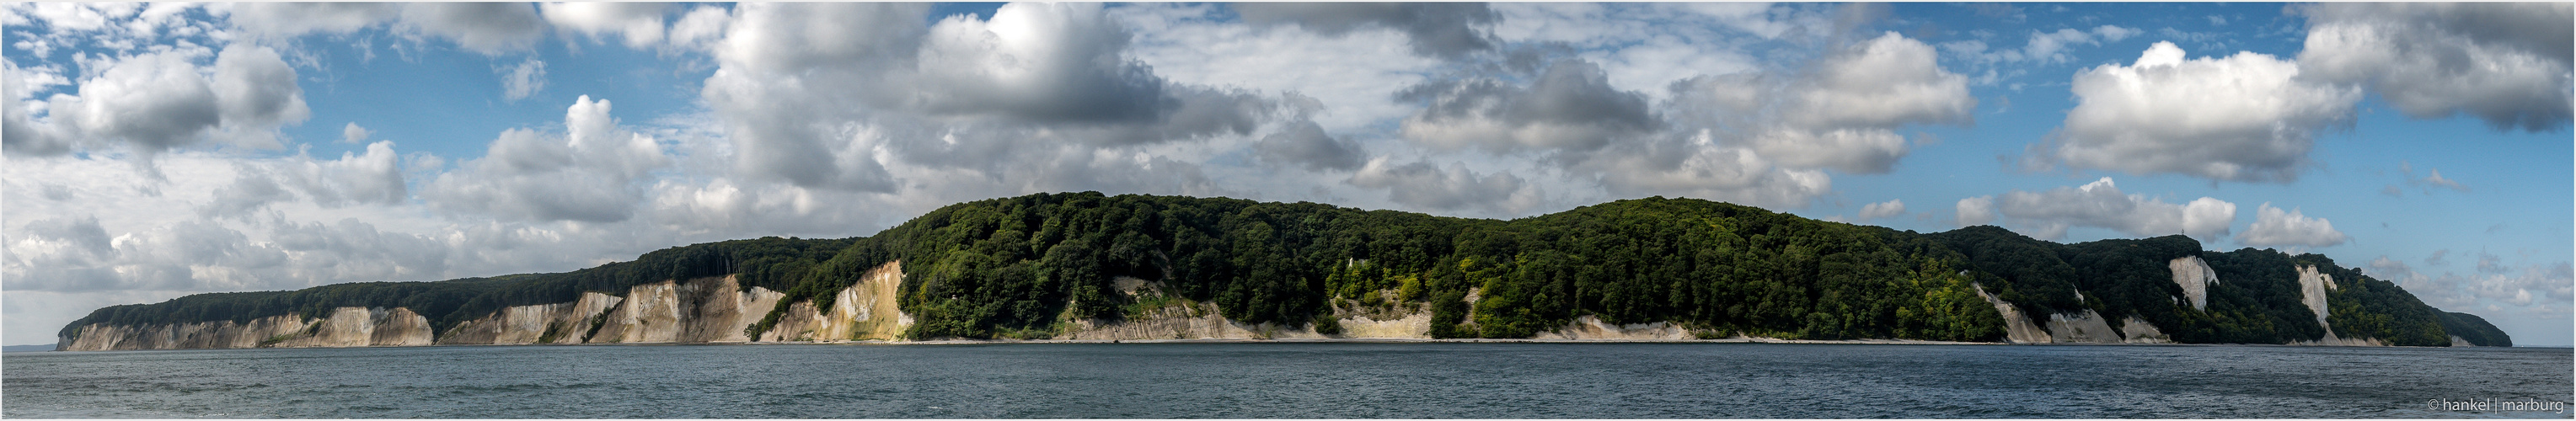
left=62, top=192, right=2510, bottom=346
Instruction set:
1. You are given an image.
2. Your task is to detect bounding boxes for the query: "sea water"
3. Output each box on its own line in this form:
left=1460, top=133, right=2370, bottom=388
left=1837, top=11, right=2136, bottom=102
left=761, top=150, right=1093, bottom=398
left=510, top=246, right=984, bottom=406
left=5, top=343, right=2568, bottom=418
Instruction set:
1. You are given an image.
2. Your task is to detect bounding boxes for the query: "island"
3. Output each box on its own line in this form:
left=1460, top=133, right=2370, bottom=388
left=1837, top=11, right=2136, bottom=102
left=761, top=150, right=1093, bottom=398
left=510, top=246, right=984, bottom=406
left=56, top=192, right=2510, bottom=350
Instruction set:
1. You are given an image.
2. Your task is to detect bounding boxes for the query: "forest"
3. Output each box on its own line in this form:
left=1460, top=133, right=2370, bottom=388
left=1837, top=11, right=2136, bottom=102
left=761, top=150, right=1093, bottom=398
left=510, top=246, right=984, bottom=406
left=62, top=192, right=2510, bottom=346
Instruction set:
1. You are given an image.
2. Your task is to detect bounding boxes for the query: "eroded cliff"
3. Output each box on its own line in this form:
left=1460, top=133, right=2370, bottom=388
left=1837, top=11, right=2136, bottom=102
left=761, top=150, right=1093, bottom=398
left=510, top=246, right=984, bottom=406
left=62, top=275, right=785, bottom=350
left=62, top=306, right=432, bottom=351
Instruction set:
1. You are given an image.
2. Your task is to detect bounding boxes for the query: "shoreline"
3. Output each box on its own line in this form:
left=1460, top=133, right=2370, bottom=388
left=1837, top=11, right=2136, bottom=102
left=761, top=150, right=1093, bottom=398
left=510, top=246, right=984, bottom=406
left=37, top=337, right=2517, bottom=352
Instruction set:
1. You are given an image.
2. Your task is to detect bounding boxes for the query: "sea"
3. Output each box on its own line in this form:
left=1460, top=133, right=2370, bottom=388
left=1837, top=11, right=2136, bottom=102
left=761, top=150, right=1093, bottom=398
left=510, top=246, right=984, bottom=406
left=4, top=342, right=2568, bottom=418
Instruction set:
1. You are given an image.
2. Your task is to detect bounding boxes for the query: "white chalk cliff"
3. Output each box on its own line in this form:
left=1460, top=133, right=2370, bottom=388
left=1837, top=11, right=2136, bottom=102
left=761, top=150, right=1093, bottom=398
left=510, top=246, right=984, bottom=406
left=58, top=258, right=2409, bottom=349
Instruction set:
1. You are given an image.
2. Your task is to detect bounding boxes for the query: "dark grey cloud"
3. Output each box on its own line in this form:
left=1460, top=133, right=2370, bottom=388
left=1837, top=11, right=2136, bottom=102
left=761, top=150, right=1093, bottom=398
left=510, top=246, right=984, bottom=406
left=211, top=46, right=307, bottom=127
left=2, top=61, right=72, bottom=156
left=224, top=3, right=547, bottom=54
left=2299, top=3, right=2572, bottom=132
left=1235, top=3, right=1498, bottom=59
left=1398, top=58, right=1657, bottom=152
left=56, top=51, right=223, bottom=152
left=704, top=3, right=1280, bottom=194
left=1255, top=120, right=1365, bottom=172
left=6, top=45, right=308, bottom=160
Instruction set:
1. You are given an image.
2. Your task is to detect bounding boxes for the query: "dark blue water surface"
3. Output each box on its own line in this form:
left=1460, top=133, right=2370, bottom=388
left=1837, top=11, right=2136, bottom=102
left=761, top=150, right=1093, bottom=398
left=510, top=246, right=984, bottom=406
left=4, top=343, right=2568, bottom=418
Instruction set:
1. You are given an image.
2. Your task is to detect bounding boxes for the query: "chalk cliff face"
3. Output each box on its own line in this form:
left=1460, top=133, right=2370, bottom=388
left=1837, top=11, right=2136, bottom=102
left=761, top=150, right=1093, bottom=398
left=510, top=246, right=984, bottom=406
left=2286, top=264, right=2389, bottom=346
left=60, top=276, right=783, bottom=350
left=61, top=307, right=433, bottom=351
left=1963, top=259, right=2409, bottom=346
left=758, top=261, right=911, bottom=342
left=2170, top=256, right=2219, bottom=310
left=1969, top=285, right=2173, bottom=344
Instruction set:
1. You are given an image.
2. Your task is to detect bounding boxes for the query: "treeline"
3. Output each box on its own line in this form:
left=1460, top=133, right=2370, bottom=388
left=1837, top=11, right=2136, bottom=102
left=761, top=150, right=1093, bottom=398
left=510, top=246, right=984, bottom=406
left=62, top=192, right=2509, bottom=347
left=752, top=193, right=2006, bottom=341
left=1927, top=226, right=2491, bottom=346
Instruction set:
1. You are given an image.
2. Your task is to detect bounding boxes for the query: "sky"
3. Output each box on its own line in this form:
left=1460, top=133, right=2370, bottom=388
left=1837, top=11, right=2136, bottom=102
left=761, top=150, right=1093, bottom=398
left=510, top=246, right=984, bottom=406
left=3, top=3, right=2569, bottom=347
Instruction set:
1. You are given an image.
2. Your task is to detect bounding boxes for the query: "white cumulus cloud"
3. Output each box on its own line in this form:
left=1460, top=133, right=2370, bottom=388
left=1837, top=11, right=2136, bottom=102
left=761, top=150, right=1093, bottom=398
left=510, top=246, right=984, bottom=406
left=2235, top=203, right=2348, bottom=248
left=424, top=96, right=671, bottom=223
left=540, top=2, right=672, bottom=49
left=2039, top=41, right=2359, bottom=183
left=497, top=58, right=547, bottom=102
left=1858, top=199, right=1905, bottom=221
left=1968, top=177, right=2236, bottom=242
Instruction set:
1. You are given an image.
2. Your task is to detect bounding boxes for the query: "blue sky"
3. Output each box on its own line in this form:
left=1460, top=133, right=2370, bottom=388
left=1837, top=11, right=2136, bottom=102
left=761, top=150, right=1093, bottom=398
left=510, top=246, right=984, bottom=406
left=3, top=3, right=2568, bottom=346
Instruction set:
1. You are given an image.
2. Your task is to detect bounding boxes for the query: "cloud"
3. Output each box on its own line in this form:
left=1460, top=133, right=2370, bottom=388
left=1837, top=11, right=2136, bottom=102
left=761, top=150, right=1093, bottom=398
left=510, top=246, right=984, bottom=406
left=1385, top=30, right=1966, bottom=210
left=265, top=218, right=453, bottom=284
left=2234, top=203, right=2348, bottom=248
left=1398, top=58, right=1658, bottom=153
left=2417, top=169, right=2468, bottom=192
left=911, top=3, right=1175, bottom=124
left=285, top=141, right=410, bottom=207
left=697, top=3, right=926, bottom=191
left=2393, top=162, right=2472, bottom=195
left=210, top=45, right=310, bottom=132
left=46, top=51, right=221, bottom=152
left=539, top=2, right=672, bottom=49
left=664, top=5, right=730, bottom=51
left=2380, top=253, right=2576, bottom=313
left=1347, top=157, right=1540, bottom=215
left=2297, top=3, right=2573, bottom=131
left=13, top=45, right=311, bottom=160
left=222, top=3, right=548, bottom=54
left=397, top=3, right=546, bottom=54
left=425, top=96, right=669, bottom=223
left=2477, top=252, right=2509, bottom=274
left=1968, top=177, right=2236, bottom=241
left=195, top=140, right=410, bottom=220
left=341, top=122, right=371, bottom=144
left=2038, top=42, right=2359, bottom=183
left=1668, top=32, right=1972, bottom=174
left=1234, top=3, right=1498, bottom=59
left=497, top=58, right=547, bottom=102
left=1858, top=199, right=1905, bottom=221
left=1254, top=120, right=1364, bottom=172
left=1961, top=25, right=2142, bottom=65
left=1581, top=138, right=1832, bottom=210
left=197, top=165, right=294, bottom=219
left=1111, top=3, right=1442, bottom=132
left=1955, top=196, right=1996, bottom=226
left=700, top=3, right=1276, bottom=194
left=3, top=61, right=73, bottom=156
left=2472, top=263, right=2575, bottom=306
left=222, top=3, right=401, bottom=40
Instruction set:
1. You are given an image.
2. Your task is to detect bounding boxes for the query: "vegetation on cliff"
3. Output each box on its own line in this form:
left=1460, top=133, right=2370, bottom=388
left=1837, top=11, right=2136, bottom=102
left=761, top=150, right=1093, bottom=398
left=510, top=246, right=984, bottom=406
left=60, top=192, right=2510, bottom=346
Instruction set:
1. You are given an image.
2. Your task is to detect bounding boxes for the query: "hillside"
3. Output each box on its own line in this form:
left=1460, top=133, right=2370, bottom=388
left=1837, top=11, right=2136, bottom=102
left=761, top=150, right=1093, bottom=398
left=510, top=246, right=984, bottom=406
left=56, top=192, right=2510, bottom=349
